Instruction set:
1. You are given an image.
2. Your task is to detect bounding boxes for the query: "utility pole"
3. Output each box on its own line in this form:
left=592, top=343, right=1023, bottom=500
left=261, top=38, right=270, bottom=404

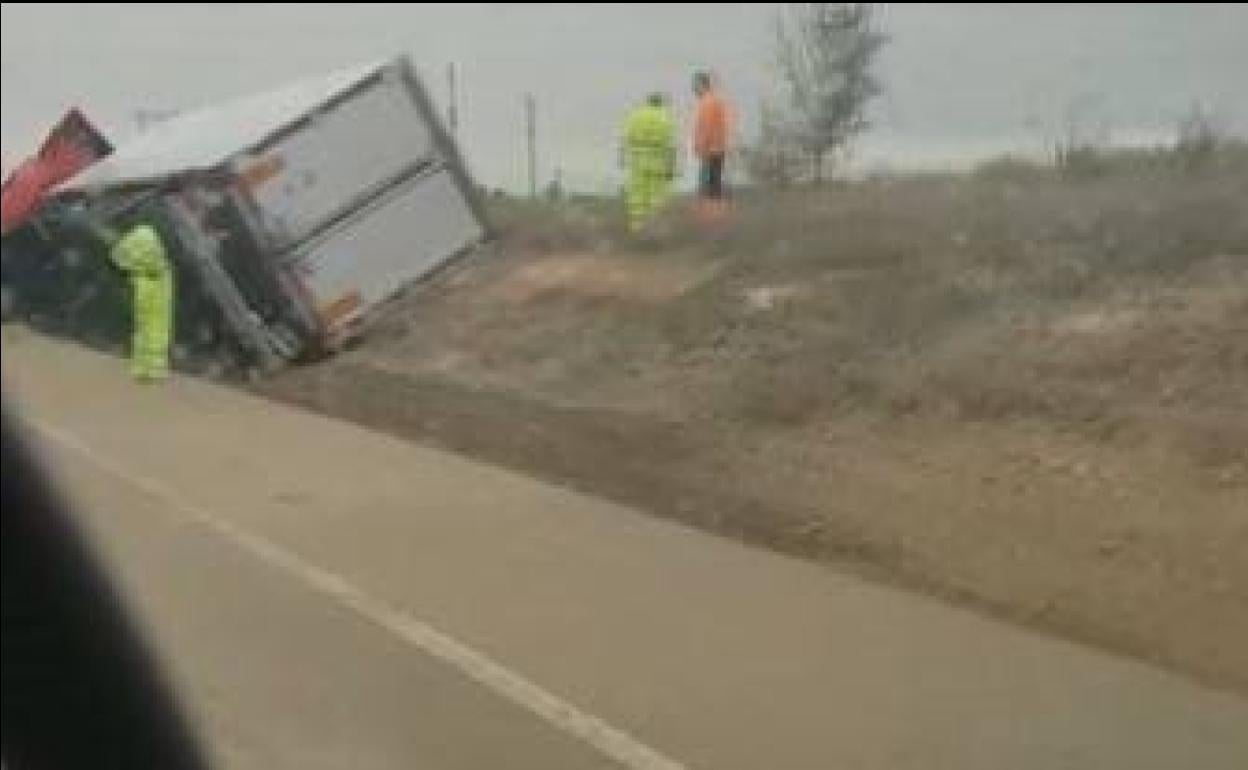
left=446, top=63, right=458, bottom=136
left=524, top=93, right=537, bottom=199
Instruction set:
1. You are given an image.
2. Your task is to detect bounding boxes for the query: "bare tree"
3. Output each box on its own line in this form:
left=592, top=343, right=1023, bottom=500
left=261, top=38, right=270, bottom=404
left=1052, top=92, right=1110, bottom=175
left=741, top=100, right=805, bottom=187
left=774, top=3, right=886, bottom=182
left=1175, top=102, right=1221, bottom=170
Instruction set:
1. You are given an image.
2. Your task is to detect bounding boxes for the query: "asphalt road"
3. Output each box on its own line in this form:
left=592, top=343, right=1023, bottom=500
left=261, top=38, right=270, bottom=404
left=4, top=330, right=1247, bottom=770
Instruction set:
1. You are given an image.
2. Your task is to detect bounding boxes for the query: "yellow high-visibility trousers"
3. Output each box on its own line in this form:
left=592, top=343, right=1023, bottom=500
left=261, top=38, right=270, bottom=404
left=128, top=271, right=173, bottom=380
left=627, top=169, right=670, bottom=234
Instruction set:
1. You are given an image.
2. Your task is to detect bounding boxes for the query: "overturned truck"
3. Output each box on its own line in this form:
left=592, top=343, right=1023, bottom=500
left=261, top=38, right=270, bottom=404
left=5, top=56, right=488, bottom=375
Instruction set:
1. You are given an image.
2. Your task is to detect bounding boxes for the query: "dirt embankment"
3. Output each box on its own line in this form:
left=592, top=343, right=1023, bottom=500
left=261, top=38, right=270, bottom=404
left=261, top=166, right=1248, bottom=693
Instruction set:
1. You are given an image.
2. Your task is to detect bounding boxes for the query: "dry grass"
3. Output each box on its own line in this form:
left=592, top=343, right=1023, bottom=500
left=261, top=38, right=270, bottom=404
left=269, top=151, right=1248, bottom=689
left=488, top=157, right=1248, bottom=467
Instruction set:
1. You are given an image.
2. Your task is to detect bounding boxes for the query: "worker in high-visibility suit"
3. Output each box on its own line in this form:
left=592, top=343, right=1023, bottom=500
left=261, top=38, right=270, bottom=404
left=621, top=93, right=676, bottom=234
left=109, top=223, right=174, bottom=381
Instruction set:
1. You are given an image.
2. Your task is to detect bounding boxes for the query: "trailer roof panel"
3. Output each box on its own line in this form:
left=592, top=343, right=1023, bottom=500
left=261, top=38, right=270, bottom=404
left=58, top=61, right=387, bottom=194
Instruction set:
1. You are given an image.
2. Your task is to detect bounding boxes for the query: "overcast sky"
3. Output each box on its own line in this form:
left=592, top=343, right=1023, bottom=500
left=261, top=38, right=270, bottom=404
left=3, top=3, right=1245, bottom=191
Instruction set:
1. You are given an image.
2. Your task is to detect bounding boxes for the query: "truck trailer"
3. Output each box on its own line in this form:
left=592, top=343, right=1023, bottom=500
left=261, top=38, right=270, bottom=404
left=7, top=55, right=488, bottom=374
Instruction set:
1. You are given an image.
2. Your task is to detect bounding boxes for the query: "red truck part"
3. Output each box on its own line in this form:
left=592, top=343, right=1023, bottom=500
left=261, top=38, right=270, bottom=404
left=2, top=110, right=111, bottom=235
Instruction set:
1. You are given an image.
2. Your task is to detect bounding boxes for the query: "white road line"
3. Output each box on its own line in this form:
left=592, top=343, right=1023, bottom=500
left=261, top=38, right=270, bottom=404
left=35, top=420, right=687, bottom=770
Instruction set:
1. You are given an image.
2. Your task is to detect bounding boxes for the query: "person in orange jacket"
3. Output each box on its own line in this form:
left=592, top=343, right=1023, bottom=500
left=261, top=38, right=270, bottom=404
left=692, top=71, right=730, bottom=225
